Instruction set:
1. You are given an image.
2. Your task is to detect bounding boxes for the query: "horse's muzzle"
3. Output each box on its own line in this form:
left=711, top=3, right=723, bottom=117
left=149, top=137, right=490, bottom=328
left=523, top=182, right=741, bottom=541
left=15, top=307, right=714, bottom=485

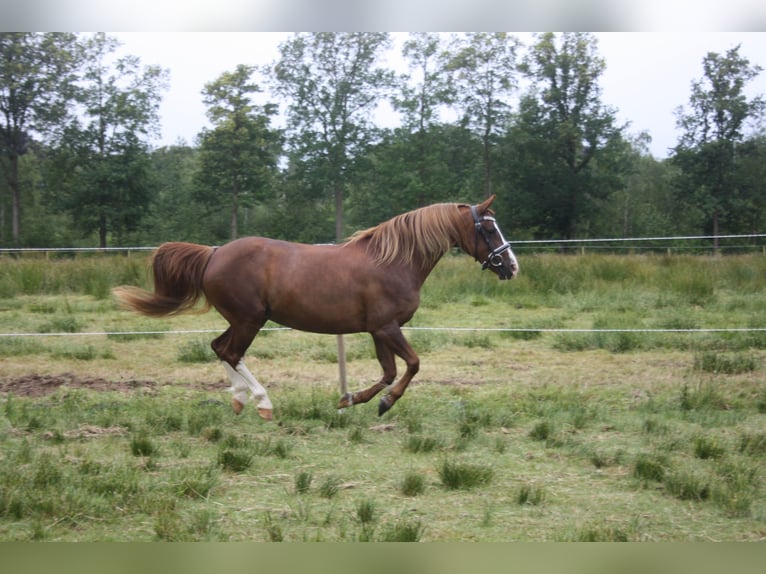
left=497, top=263, right=518, bottom=280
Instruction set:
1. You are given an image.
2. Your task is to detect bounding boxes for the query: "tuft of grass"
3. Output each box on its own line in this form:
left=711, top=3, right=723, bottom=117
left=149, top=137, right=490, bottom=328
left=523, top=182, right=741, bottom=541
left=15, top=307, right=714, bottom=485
left=572, top=523, right=630, bottom=542
left=693, top=435, right=726, bottom=460
left=263, top=512, right=284, bottom=542
left=679, top=381, right=728, bottom=411
left=400, top=471, right=426, bottom=496
left=438, top=459, right=493, bottom=490
left=516, top=483, right=546, bottom=506
left=663, top=468, right=712, bottom=501
left=739, top=431, right=766, bottom=456
left=38, top=316, right=81, bottom=334
left=217, top=448, right=253, bottom=472
left=177, top=339, right=216, bottom=363
left=757, top=386, right=766, bottom=414
left=173, top=466, right=218, bottom=499
left=348, top=426, right=366, bottom=444
left=356, top=498, right=377, bottom=525
left=0, top=337, right=45, bottom=357
left=528, top=420, right=554, bottom=442
left=51, top=344, right=112, bottom=361
left=633, top=452, right=667, bottom=483
left=713, top=460, right=759, bottom=517
left=294, top=470, right=313, bottom=495
left=130, top=431, right=158, bottom=457
left=694, top=351, right=758, bottom=374
left=403, top=434, right=441, bottom=453
left=380, top=518, right=425, bottom=542
left=319, top=475, right=341, bottom=499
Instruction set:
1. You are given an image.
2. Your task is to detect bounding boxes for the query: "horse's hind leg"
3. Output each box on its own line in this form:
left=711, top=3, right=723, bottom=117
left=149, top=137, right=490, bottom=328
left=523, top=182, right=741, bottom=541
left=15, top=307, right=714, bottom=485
left=211, top=324, right=273, bottom=420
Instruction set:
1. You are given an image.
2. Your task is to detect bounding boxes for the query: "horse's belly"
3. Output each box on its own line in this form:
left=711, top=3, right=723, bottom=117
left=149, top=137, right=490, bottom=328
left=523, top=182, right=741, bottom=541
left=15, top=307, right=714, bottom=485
left=269, top=308, right=365, bottom=335
left=268, top=287, right=412, bottom=335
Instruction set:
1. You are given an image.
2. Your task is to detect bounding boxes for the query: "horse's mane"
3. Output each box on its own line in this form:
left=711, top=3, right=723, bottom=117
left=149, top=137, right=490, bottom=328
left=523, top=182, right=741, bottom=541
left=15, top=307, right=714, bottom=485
left=344, top=203, right=466, bottom=267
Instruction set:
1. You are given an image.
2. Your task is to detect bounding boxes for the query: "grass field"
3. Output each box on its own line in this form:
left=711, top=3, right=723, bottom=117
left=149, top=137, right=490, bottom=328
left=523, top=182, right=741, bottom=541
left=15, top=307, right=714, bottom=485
left=0, top=252, right=765, bottom=541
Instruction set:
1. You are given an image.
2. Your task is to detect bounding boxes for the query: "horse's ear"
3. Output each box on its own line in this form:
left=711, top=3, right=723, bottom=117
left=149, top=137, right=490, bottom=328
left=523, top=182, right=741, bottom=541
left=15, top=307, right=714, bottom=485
left=478, top=194, right=496, bottom=213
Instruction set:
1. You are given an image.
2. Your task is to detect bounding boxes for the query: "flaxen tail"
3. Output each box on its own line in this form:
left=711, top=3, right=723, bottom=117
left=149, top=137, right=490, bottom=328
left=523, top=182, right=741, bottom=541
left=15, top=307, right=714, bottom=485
left=113, top=242, right=215, bottom=317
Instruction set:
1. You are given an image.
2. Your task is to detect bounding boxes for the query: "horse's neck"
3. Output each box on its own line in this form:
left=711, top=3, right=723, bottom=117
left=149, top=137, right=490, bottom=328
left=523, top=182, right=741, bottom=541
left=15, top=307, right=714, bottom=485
left=410, top=249, right=447, bottom=287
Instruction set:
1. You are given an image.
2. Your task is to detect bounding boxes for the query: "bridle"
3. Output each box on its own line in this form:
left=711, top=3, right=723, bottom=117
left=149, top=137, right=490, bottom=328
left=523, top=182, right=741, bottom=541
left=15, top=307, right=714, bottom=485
left=470, top=204, right=514, bottom=271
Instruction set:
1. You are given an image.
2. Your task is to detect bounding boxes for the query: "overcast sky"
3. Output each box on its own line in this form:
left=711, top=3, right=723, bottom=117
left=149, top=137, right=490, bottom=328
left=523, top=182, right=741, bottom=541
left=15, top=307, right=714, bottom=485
left=109, top=32, right=766, bottom=159
left=4, top=2, right=765, bottom=159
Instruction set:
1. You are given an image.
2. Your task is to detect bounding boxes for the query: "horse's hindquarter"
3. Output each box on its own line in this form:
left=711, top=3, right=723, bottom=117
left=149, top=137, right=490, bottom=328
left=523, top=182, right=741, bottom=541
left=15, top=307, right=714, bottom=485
left=203, top=238, right=420, bottom=335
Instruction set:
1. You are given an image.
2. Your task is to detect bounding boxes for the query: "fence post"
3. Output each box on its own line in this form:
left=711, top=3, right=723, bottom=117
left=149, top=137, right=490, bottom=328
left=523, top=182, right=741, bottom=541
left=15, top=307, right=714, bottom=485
left=336, top=335, right=348, bottom=399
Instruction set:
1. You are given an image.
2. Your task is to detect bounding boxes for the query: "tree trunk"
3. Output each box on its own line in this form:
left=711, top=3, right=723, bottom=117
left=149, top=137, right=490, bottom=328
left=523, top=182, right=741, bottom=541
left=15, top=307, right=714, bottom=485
left=10, top=154, right=21, bottom=246
left=712, top=208, right=720, bottom=254
left=483, top=134, right=492, bottom=198
left=98, top=212, right=107, bottom=249
left=231, top=186, right=239, bottom=240
left=334, top=180, right=343, bottom=243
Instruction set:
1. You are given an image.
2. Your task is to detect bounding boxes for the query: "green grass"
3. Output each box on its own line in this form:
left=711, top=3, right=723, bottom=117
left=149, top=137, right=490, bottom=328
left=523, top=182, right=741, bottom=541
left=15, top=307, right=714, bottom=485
left=0, top=252, right=765, bottom=540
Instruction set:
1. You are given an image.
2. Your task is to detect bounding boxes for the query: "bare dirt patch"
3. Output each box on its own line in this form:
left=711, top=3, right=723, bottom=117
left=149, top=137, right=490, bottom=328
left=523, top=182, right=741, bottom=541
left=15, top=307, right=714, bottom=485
left=0, top=373, right=158, bottom=397
left=0, top=372, right=230, bottom=398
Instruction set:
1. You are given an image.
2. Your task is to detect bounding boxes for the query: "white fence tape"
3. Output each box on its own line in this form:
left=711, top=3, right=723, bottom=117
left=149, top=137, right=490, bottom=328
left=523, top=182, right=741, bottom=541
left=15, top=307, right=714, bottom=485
left=2, top=326, right=765, bottom=338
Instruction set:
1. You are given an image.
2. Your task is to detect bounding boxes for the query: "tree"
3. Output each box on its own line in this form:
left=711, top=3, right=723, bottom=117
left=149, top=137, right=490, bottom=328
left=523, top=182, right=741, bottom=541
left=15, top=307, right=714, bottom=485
left=194, top=65, right=280, bottom=241
left=0, top=32, right=78, bottom=245
left=445, top=32, right=520, bottom=199
left=145, top=143, right=209, bottom=243
left=271, top=32, right=394, bottom=242
left=672, top=45, right=765, bottom=248
left=733, top=134, right=766, bottom=235
left=52, top=33, right=168, bottom=248
left=512, top=32, right=625, bottom=238
left=397, top=33, right=454, bottom=134
left=349, top=123, right=483, bottom=229
left=386, top=33, right=457, bottom=208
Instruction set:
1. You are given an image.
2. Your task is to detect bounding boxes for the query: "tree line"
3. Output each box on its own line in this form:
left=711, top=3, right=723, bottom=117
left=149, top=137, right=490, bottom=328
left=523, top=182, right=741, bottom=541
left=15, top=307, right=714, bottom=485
left=1, top=32, right=764, bottom=249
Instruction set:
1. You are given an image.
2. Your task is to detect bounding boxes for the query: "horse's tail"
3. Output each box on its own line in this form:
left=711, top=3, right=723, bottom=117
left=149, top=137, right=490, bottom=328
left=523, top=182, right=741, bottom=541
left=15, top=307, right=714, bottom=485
left=112, top=242, right=215, bottom=317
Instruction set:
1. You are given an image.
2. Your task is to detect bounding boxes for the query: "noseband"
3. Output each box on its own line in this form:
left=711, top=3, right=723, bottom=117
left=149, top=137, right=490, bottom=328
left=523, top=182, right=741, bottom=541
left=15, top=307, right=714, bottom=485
left=470, top=204, right=513, bottom=270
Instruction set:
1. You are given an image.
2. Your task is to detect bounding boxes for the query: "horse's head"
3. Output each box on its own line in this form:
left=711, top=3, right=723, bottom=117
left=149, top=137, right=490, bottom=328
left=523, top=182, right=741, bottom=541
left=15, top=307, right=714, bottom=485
left=466, top=195, right=519, bottom=280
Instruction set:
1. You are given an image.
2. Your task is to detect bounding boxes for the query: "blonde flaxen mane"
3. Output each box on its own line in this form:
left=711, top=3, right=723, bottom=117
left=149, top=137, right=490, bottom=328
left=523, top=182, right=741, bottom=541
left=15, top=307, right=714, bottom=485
left=345, top=203, right=466, bottom=267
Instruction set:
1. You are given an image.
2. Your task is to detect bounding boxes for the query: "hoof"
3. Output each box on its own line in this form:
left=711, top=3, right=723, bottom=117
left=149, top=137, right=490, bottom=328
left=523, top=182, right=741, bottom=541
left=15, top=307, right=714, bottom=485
left=378, top=396, right=393, bottom=417
left=232, top=398, right=245, bottom=415
left=257, top=408, right=273, bottom=421
left=337, top=392, right=354, bottom=410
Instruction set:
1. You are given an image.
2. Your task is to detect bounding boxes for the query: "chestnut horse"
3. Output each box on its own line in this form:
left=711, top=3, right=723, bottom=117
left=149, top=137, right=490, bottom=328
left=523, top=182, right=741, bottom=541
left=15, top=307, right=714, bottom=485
left=113, top=194, right=518, bottom=420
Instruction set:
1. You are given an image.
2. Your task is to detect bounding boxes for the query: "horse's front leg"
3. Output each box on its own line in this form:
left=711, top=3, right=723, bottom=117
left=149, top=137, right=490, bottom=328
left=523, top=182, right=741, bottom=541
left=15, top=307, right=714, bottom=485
left=373, top=325, right=419, bottom=416
left=336, top=335, right=396, bottom=410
